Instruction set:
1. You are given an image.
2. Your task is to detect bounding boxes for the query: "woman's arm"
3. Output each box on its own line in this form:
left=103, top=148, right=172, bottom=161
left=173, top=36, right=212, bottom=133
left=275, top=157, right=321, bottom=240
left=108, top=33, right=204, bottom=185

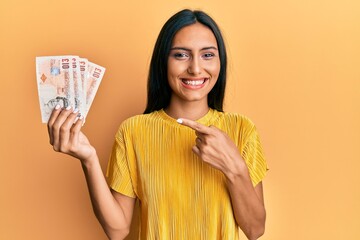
left=81, top=155, right=136, bottom=239
left=178, top=118, right=266, bottom=240
left=47, top=106, right=135, bottom=239
left=225, top=163, right=266, bottom=240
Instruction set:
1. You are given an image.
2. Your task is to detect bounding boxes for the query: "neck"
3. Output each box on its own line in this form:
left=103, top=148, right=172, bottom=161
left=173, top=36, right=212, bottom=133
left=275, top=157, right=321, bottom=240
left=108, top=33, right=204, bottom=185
left=165, top=98, right=210, bottom=121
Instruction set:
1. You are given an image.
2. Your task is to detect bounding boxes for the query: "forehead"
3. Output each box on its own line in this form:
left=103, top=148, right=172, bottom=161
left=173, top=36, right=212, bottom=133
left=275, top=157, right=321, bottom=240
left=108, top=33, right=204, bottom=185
left=171, top=22, right=218, bottom=49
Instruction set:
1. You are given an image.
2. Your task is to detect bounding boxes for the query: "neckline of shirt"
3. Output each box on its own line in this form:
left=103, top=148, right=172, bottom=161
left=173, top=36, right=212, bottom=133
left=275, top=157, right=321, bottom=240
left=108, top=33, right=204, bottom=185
left=156, top=108, right=216, bottom=126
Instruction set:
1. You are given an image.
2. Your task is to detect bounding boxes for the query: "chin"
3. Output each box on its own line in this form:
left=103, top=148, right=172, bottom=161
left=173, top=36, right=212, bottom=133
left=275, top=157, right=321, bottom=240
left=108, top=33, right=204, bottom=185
left=180, top=94, right=207, bottom=103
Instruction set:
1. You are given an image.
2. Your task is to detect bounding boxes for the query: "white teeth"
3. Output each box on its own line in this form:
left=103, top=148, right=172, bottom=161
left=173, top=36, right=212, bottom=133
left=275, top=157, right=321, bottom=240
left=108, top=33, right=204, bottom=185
left=183, top=79, right=205, bottom=86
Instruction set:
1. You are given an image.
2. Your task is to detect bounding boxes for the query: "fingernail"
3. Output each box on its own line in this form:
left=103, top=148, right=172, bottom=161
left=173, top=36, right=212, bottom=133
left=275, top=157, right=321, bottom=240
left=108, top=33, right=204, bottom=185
left=66, top=106, right=71, bottom=110
left=73, top=108, right=79, bottom=114
left=177, top=118, right=183, bottom=124
left=55, top=104, right=61, bottom=110
left=74, top=116, right=79, bottom=123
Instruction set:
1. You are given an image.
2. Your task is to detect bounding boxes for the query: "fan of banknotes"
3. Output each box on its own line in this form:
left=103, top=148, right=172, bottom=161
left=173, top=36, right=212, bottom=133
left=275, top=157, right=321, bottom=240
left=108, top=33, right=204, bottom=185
left=36, top=56, right=106, bottom=123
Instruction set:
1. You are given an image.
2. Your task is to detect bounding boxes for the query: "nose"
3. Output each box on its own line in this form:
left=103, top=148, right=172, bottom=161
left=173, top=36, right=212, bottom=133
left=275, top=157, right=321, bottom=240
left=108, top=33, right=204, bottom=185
left=187, top=57, right=202, bottom=75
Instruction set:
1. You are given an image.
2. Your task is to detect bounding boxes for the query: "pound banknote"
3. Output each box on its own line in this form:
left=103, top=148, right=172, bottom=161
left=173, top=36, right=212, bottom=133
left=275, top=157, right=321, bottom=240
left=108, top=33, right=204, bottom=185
left=36, top=56, right=105, bottom=123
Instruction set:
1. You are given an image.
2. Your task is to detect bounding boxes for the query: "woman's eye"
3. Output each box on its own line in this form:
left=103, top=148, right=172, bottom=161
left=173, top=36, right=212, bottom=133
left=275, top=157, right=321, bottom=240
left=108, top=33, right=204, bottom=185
left=202, top=53, right=215, bottom=59
left=173, top=53, right=189, bottom=59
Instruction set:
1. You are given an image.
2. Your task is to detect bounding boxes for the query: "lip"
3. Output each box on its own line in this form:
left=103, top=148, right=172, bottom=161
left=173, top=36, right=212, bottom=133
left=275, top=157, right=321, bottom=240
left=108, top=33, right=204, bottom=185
left=180, top=77, right=208, bottom=90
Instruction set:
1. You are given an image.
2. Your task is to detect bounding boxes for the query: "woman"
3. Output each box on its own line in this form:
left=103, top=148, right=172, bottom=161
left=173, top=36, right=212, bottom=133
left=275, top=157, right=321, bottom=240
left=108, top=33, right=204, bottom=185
left=47, top=9, right=267, bottom=240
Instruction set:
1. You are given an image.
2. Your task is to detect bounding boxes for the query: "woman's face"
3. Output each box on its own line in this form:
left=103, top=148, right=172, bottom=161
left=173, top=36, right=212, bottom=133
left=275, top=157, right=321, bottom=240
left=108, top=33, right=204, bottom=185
left=167, top=22, right=220, bottom=105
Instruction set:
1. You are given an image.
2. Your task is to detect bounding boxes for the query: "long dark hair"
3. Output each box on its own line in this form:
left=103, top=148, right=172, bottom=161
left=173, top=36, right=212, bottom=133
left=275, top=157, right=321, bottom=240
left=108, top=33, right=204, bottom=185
left=144, top=9, right=227, bottom=114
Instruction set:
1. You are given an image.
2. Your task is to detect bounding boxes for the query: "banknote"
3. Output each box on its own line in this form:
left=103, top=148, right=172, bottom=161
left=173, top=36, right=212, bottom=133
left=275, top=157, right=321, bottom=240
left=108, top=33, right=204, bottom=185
left=83, top=61, right=106, bottom=118
left=36, top=56, right=75, bottom=123
left=79, top=58, right=88, bottom=115
left=71, top=56, right=85, bottom=116
left=36, top=56, right=105, bottom=123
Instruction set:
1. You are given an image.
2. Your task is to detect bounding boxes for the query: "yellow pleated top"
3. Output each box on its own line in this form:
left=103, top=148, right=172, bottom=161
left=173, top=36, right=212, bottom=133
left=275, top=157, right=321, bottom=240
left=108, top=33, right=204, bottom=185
left=106, top=109, right=267, bottom=239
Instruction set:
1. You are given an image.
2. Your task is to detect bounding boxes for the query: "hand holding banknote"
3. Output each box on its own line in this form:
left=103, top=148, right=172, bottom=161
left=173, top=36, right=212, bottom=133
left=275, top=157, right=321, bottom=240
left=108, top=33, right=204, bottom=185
left=47, top=105, right=96, bottom=162
left=36, top=55, right=105, bottom=162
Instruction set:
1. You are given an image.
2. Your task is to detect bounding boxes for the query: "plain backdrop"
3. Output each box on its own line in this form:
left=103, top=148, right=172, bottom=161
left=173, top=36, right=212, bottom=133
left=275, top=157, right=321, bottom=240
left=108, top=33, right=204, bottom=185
left=0, top=0, right=359, bottom=239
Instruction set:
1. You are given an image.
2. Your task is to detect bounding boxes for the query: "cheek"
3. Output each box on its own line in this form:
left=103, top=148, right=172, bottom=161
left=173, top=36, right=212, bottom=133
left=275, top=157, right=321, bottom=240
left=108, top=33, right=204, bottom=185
left=207, top=62, right=220, bottom=86
left=167, top=64, right=179, bottom=90
left=168, top=60, right=188, bottom=76
left=206, top=60, right=221, bottom=75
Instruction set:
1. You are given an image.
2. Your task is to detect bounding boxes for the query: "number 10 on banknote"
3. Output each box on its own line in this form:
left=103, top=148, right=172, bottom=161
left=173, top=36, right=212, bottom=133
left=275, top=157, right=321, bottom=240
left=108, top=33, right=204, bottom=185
left=36, top=56, right=106, bottom=123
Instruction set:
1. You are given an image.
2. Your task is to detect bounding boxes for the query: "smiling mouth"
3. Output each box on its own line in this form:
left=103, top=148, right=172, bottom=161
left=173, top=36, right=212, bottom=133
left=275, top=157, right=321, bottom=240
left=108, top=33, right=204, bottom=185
left=181, top=78, right=208, bottom=86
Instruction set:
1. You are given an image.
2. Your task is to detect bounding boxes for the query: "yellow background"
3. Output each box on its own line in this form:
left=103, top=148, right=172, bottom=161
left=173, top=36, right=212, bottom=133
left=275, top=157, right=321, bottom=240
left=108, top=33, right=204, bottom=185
left=0, top=0, right=359, bottom=239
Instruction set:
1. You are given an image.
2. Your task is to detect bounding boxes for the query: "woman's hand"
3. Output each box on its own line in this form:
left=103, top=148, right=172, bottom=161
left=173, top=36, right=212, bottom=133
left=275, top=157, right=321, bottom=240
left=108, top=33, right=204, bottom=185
left=178, top=118, right=247, bottom=179
left=47, top=105, right=96, bottom=163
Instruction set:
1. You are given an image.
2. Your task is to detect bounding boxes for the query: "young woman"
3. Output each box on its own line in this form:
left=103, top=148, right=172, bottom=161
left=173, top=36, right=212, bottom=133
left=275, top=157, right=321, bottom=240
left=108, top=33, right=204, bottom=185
left=47, top=9, right=268, bottom=240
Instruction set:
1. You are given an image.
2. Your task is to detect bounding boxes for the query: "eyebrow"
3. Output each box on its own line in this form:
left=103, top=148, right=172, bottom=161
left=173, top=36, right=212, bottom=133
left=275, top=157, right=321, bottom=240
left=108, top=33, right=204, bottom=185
left=170, top=46, right=218, bottom=51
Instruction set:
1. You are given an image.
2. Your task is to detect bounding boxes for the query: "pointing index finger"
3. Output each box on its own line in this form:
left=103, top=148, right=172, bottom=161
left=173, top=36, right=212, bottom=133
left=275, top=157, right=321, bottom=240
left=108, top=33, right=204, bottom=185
left=177, top=118, right=212, bottom=134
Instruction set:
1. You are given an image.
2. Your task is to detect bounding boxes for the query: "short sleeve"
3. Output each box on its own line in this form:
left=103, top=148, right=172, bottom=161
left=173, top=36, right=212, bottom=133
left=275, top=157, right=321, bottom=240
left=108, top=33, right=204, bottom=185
left=241, top=125, right=268, bottom=186
left=106, top=128, right=137, bottom=198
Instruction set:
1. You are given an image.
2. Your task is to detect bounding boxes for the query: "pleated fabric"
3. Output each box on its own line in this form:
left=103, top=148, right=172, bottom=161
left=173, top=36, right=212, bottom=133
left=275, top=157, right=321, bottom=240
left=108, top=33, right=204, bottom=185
left=106, top=109, right=268, bottom=239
